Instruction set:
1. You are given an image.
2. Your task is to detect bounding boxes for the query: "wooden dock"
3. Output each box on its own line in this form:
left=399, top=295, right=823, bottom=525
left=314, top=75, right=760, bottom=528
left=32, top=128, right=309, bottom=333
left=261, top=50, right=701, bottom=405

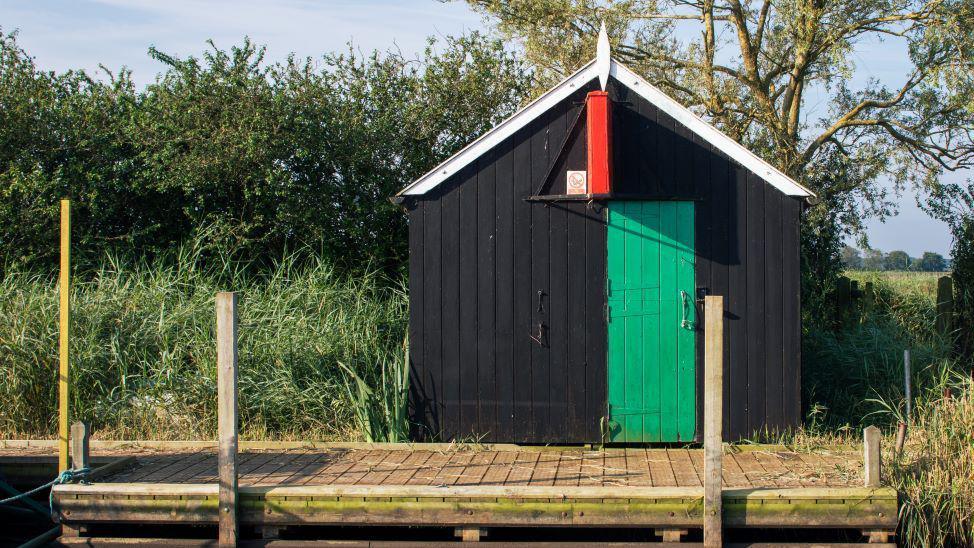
left=45, top=445, right=897, bottom=544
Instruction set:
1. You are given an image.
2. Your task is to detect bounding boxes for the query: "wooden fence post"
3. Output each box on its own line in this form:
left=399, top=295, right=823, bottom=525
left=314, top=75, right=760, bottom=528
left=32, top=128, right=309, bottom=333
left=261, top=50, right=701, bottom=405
left=862, top=281, right=875, bottom=315
left=835, top=276, right=851, bottom=325
left=903, top=349, right=912, bottom=420
left=864, top=426, right=881, bottom=488
left=217, top=292, right=239, bottom=547
left=58, top=199, right=71, bottom=473
left=936, top=276, right=953, bottom=335
left=70, top=421, right=89, bottom=470
left=703, top=295, right=724, bottom=548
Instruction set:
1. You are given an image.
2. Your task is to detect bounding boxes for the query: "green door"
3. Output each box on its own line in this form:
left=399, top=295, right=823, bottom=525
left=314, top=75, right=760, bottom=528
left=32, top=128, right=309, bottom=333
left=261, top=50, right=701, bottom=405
left=606, top=201, right=695, bottom=442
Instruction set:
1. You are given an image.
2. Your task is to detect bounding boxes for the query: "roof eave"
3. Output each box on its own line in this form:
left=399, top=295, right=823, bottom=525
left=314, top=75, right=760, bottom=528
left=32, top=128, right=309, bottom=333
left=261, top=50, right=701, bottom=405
left=396, top=59, right=598, bottom=197
left=398, top=57, right=816, bottom=200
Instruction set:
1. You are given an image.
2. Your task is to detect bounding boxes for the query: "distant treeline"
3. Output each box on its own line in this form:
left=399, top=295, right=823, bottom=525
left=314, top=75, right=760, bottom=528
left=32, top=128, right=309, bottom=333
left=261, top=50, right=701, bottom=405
left=841, top=245, right=949, bottom=272
left=0, top=30, right=532, bottom=273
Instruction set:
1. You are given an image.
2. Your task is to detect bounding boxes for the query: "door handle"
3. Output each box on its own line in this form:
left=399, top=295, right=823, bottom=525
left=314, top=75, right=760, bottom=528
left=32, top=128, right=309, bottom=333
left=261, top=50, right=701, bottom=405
left=680, top=290, right=693, bottom=329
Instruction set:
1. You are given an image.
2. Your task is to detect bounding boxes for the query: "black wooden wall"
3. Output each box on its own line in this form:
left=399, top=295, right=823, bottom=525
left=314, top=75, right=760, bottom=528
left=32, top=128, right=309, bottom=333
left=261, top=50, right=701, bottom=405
left=405, top=76, right=803, bottom=443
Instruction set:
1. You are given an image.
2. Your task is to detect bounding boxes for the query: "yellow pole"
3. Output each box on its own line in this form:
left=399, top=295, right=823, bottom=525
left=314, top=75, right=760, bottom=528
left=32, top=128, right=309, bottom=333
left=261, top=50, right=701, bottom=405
left=58, top=199, right=71, bottom=472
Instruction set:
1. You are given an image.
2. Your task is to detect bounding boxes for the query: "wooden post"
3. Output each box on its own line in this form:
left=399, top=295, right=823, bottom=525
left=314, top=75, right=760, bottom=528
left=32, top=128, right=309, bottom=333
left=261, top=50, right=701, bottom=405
left=863, top=281, right=875, bottom=314
left=936, top=275, right=953, bottom=335
left=904, top=349, right=912, bottom=421
left=835, top=275, right=851, bottom=324
left=864, top=425, right=881, bottom=488
left=703, top=295, right=723, bottom=548
left=216, top=292, right=239, bottom=547
left=70, top=421, right=89, bottom=470
left=58, top=199, right=71, bottom=473
left=455, top=527, right=484, bottom=542
left=894, top=421, right=907, bottom=457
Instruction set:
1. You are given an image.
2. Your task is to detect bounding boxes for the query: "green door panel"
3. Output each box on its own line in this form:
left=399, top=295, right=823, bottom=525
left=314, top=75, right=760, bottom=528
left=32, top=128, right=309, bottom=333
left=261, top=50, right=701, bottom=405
left=606, top=201, right=695, bottom=443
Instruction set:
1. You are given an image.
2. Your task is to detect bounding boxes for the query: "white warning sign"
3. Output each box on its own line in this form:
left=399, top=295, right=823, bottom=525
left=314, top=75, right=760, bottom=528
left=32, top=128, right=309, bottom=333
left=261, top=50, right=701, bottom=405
left=566, top=170, right=588, bottom=195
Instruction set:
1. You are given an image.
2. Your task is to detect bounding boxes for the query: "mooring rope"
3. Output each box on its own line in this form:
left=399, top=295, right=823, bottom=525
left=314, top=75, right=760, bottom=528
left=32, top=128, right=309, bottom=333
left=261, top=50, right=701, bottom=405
left=0, top=467, right=91, bottom=516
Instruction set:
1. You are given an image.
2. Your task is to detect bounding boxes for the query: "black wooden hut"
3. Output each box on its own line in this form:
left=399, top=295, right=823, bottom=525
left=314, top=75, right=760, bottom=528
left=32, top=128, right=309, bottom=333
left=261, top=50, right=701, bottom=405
left=395, top=30, right=815, bottom=444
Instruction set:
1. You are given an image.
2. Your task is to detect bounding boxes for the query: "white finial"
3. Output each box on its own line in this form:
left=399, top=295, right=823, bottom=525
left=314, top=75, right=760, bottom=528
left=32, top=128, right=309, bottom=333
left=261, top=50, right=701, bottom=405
left=596, top=20, right=610, bottom=91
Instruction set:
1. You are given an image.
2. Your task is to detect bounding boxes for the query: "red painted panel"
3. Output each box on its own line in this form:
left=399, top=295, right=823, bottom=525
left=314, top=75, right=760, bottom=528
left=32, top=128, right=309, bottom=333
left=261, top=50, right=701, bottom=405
left=586, top=91, right=612, bottom=195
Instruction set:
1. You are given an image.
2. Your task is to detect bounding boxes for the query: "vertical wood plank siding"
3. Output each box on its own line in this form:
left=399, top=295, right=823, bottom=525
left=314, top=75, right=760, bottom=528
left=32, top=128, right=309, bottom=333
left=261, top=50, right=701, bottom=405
left=407, top=77, right=801, bottom=442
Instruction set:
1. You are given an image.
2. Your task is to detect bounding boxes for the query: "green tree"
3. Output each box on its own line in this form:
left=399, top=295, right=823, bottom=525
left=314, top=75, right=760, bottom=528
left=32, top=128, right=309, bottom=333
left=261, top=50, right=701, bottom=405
left=840, top=245, right=863, bottom=270
left=862, top=248, right=887, bottom=271
left=917, top=251, right=947, bottom=271
left=923, top=179, right=974, bottom=362
left=886, top=250, right=912, bottom=270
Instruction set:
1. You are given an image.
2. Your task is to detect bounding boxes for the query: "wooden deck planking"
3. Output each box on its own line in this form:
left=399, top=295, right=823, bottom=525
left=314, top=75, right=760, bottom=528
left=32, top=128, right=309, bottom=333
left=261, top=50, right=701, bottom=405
left=332, top=449, right=387, bottom=485
left=380, top=450, right=430, bottom=486
left=577, top=450, right=604, bottom=486
left=667, top=448, right=701, bottom=487
left=357, top=449, right=408, bottom=485
left=554, top=451, right=582, bottom=486
left=306, top=450, right=358, bottom=485
left=457, top=450, right=495, bottom=486
left=625, top=448, right=652, bottom=486
left=602, top=450, right=628, bottom=486
left=752, top=451, right=797, bottom=488
left=48, top=445, right=894, bottom=535
left=406, top=450, right=448, bottom=485
left=432, top=450, right=474, bottom=485
left=646, top=450, right=677, bottom=487
left=722, top=452, right=750, bottom=487
left=90, top=447, right=865, bottom=489
left=289, top=451, right=342, bottom=486
left=117, top=452, right=197, bottom=482
left=528, top=451, right=559, bottom=486
left=731, top=450, right=769, bottom=485
left=505, top=450, right=540, bottom=486
left=480, top=449, right=514, bottom=486
left=241, top=449, right=305, bottom=486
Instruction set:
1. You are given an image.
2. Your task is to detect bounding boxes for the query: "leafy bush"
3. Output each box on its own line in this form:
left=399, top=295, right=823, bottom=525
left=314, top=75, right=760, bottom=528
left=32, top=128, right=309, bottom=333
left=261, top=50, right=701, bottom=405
left=0, top=29, right=532, bottom=274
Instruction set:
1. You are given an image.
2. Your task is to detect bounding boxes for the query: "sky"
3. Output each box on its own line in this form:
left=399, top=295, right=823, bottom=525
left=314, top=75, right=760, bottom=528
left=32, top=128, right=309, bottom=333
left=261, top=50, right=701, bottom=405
left=0, top=0, right=955, bottom=257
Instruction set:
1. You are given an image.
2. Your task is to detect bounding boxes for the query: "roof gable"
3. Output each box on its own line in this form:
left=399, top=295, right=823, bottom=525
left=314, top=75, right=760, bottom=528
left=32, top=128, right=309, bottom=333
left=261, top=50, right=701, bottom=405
left=398, top=58, right=814, bottom=198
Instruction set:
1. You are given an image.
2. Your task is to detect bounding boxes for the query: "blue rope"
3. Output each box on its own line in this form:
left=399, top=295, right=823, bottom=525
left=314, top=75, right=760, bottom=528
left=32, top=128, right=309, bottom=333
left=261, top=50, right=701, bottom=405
left=0, top=467, right=91, bottom=518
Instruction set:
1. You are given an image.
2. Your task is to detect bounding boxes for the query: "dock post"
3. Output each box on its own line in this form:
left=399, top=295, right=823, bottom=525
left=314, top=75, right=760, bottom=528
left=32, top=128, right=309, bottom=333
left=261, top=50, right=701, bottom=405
left=70, top=421, right=89, bottom=470
left=58, top=199, right=71, bottom=473
left=703, top=295, right=723, bottom=548
left=217, top=292, right=239, bottom=547
left=864, top=425, right=881, bottom=488
left=862, top=426, right=892, bottom=547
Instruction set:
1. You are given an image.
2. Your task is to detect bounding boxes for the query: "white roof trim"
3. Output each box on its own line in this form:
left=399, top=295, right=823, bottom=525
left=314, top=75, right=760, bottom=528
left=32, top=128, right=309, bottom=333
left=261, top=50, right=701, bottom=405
left=398, top=60, right=597, bottom=197
left=398, top=58, right=814, bottom=198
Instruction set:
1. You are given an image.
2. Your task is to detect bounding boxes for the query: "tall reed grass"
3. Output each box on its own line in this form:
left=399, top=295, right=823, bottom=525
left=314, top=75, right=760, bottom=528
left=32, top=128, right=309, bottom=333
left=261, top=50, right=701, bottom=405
left=804, top=271, right=951, bottom=428
left=802, top=271, right=972, bottom=547
left=884, top=369, right=973, bottom=547
left=0, top=241, right=408, bottom=440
